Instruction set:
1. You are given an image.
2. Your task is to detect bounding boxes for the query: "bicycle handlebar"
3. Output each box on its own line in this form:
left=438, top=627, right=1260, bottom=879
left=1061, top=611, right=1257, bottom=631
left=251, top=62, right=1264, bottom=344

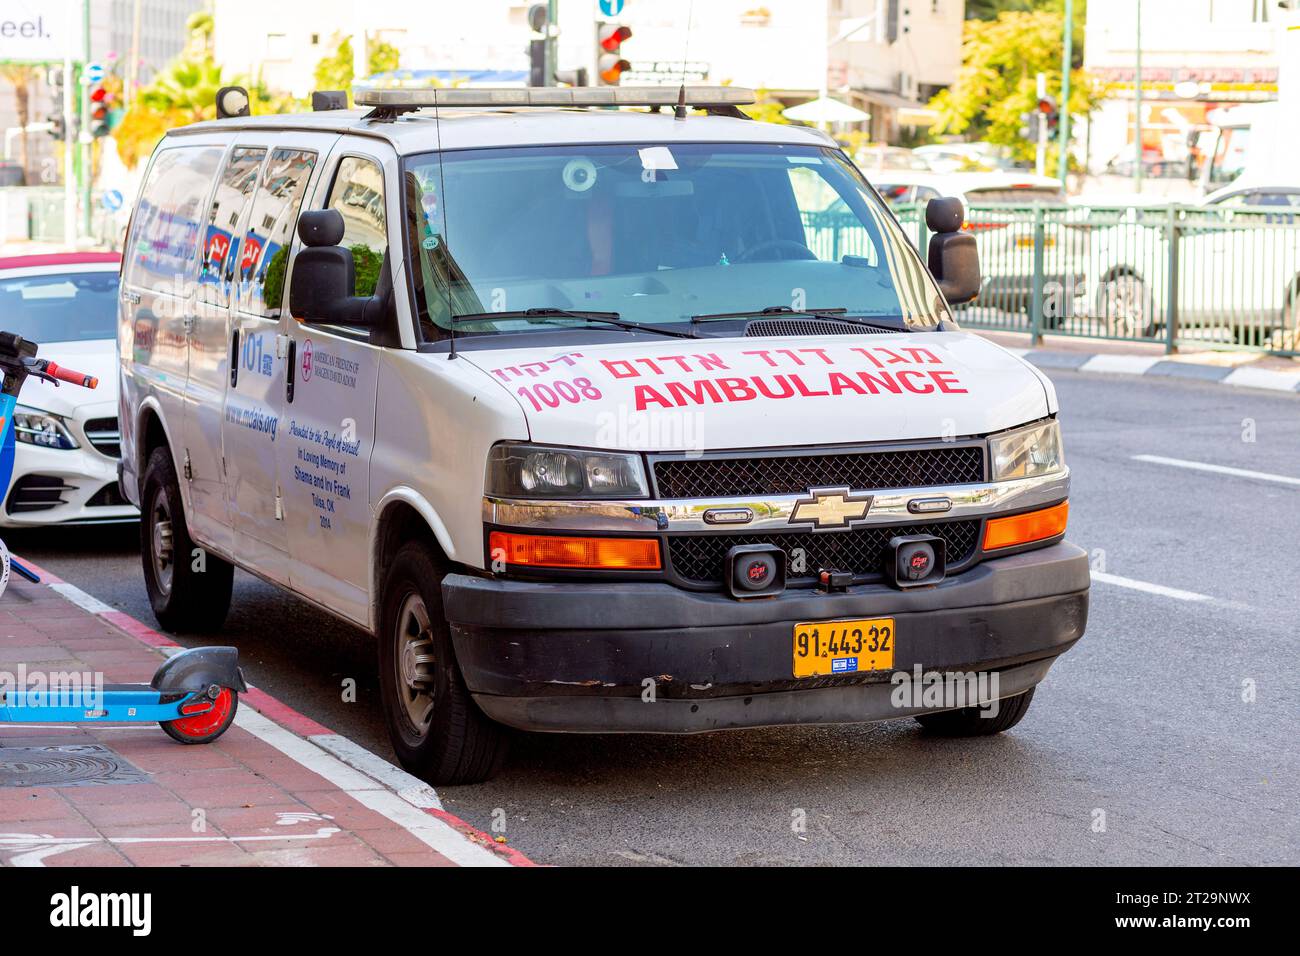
left=39, top=361, right=99, bottom=390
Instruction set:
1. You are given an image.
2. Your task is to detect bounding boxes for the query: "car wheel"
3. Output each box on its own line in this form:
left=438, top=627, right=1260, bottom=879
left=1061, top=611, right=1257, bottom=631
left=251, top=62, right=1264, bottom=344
left=914, top=687, right=1035, bottom=736
left=378, top=541, right=508, bottom=785
left=1095, top=274, right=1157, bottom=338
left=140, top=447, right=233, bottom=633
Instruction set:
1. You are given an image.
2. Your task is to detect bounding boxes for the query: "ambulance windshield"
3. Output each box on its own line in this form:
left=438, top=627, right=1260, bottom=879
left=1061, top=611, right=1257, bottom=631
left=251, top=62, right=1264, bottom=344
left=402, top=142, right=949, bottom=341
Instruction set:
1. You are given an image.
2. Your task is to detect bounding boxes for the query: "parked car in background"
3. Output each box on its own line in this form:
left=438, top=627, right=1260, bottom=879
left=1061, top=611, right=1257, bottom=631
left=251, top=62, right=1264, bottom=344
left=914, top=143, right=1026, bottom=175
left=853, top=145, right=931, bottom=173
left=0, top=252, right=136, bottom=527
left=1085, top=181, right=1300, bottom=342
left=868, top=170, right=1081, bottom=318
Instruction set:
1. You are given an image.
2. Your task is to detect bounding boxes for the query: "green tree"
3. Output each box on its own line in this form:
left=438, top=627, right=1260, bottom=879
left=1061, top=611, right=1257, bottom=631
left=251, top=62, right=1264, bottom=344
left=927, top=9, right=1102, bottom=166
left=313, top=35, right=401, bottom=103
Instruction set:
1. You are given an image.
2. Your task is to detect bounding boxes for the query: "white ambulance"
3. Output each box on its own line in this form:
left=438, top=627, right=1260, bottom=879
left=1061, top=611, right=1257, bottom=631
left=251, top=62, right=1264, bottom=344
left=118, top=87, right=1088, bottom=784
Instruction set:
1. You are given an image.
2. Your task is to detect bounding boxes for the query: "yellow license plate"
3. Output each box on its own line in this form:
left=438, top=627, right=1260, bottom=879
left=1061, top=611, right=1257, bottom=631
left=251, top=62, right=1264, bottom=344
left=792, top=618, right=895, bottom=678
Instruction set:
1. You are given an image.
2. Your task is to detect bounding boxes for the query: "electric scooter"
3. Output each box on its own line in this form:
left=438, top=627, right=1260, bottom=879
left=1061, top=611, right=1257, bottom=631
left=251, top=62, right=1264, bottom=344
left=0, top=331, right=244, bottom=744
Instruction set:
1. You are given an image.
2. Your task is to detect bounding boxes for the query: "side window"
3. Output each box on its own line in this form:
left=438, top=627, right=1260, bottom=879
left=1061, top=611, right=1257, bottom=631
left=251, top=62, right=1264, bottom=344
left=326, top=156, right=388, bottom=297
left=200, top=147, right=265, bottom=285
left=124, top=145, right=224, bottom=290
left=237, top=147, right=317, bottom=317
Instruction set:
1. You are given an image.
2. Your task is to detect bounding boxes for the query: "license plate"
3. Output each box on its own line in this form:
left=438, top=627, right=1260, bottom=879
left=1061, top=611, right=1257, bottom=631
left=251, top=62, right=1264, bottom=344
left=792, top=618, right=895, bottom=678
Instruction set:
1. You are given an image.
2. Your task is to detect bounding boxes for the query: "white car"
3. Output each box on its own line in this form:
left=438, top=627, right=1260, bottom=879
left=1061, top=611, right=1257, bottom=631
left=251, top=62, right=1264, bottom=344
left=120, top=86, right=1089, bottom=784
left=0, top=253, right=136, bottom=527
left=865, top=170, right=1080, bottom=319
left=1086, top=182, right=1300, bottom=342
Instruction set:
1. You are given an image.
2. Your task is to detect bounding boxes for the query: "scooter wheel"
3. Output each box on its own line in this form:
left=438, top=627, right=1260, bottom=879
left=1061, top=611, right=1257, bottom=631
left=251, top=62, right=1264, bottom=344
left=161, top=688, right=238, bottom=744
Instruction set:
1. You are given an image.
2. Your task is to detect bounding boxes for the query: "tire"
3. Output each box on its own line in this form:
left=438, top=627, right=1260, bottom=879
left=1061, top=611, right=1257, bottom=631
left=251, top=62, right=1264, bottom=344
left=140, top=447, right=233, bottom=633
left=377, top=542, right=508, bottom=785
left=161, top=688, right=238, bottom=744
left=914, top=686, right=1035, bottom=737
left=1095, top=273, right=1157, bottom=339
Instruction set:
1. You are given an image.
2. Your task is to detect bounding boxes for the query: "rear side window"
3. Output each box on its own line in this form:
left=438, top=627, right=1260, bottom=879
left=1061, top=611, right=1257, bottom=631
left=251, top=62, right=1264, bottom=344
left=201, top=147, right=266, bottom=285
left=326, top=156, right=387, bottom=296
left=124, top=145, right=224, bottom=290
left=236, top=147, right=317, bottom=317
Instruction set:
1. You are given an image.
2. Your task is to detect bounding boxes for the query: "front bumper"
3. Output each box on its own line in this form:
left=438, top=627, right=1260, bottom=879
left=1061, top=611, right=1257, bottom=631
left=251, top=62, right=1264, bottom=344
left=443, top=540, right=1090, bottom=733
left=0, top=441, right=137, bottom=528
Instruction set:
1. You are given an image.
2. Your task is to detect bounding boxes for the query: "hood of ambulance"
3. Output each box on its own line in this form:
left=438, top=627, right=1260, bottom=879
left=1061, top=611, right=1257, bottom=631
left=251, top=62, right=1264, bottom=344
left=465, top=332, right=1054, bottom=452
left=16, top=339, right=118, bottom=419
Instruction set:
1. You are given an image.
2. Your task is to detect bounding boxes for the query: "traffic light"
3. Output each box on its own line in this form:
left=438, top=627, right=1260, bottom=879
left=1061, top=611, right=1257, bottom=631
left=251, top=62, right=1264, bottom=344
left=88, top=81, right=111, bottom=138
left=595, top=21, right=632, bottom=86
left=1037, top=95, right=1060, bottom=139
left=48, top=70, right=66, bottom=141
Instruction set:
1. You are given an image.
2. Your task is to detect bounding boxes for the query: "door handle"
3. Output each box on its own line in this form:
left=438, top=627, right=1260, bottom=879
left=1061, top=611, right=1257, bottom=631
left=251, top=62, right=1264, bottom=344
left=230, top=328, right=240, bottom=388
left=286, top=339, right=296, bottom=404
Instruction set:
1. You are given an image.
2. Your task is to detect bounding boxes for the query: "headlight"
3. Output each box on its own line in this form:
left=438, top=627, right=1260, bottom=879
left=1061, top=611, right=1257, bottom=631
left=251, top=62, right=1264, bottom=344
left=486, top=443, right=648, bottom=498
left=13, top=406, right=79, bottom=450
left=989, top=420, right=1063, bottom=481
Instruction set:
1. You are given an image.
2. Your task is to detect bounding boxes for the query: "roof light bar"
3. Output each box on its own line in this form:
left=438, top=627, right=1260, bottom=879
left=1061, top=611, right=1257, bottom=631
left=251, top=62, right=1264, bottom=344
left=354, top=86, right=756, bottom=111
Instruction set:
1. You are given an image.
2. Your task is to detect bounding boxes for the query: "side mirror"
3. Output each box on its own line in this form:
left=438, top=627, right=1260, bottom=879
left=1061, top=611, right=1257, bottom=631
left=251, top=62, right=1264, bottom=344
left=925, top=197, right=981, bottom=305
left=289, top=209, right=386, bottom=328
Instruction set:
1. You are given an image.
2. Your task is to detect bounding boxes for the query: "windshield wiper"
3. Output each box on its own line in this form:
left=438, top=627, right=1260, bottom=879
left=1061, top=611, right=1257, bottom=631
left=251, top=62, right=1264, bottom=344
left=690, top=306, right=909, bottom=333
left=450, top=307, right=696, bottom=339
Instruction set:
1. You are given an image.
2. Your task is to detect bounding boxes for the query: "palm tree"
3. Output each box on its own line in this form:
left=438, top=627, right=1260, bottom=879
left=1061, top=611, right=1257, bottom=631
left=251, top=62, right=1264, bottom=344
left=0, top=64, right=37, bottom=184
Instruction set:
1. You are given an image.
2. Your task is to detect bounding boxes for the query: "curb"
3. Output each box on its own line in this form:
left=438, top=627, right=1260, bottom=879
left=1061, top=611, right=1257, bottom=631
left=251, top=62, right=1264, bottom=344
left=13, top=556, right=538, bottom=868
left=1004, top=348, right=1300, bottom=393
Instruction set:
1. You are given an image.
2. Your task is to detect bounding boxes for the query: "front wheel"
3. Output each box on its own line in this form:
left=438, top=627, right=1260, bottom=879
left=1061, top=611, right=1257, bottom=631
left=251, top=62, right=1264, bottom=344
left=140, top=447, right=233, bottom=633
left=161, top=687, right=238, bottom=744
left=914, top=687, right=1035, bottom=736
left=377, top=542, right=508, bottom=785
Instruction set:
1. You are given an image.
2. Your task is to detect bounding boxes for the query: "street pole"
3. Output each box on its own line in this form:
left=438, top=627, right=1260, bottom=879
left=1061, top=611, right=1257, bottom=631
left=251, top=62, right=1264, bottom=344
left=1057, top=0, right=1073, bottom=185
left=126, top=0, right=141, bottom=110
left=62, top=4, right=75, bottom=247
left=1134, top=0, right=1143, bottom=193
left=1036, top=71, right=1047, bottom=178
left=79, top=0, right=91, bottom=242
left=544, top=0, right=557, bottom=87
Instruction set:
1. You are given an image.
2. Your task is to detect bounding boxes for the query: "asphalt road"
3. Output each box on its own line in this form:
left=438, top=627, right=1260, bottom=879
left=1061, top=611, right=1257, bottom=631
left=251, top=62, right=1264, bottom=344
left=8, top=369, right=1298, bottom=866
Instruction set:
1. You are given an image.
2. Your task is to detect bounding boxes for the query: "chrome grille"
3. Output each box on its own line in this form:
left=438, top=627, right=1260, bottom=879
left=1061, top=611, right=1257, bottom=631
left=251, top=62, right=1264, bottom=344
left=652, top=445, right=986, bottom=498
left=83, top=417, right=121, bottom=459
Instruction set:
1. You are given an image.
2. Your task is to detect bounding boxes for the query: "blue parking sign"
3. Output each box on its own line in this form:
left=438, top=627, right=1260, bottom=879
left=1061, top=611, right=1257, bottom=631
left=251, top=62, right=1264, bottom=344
left=600, top=0, right=625, bottom=15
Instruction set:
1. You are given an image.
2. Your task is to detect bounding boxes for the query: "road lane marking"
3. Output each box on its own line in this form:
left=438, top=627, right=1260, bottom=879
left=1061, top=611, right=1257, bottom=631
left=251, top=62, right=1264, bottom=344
left=1132, top=454, right=1300, bottom=487
left=1090, top=570, right=1212, bottom=603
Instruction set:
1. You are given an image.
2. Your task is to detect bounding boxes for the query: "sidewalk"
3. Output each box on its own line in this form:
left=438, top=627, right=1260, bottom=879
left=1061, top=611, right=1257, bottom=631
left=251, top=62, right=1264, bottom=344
left=973, top=329, right=1300, bottom=392
left=0, top=561, right=532, bottom=868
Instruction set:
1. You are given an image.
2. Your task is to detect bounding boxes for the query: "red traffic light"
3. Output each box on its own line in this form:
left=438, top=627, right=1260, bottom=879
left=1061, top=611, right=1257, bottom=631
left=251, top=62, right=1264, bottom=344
left=598, top=23, right=632, bottom=51
left=90, top=86, right=108, bottom=103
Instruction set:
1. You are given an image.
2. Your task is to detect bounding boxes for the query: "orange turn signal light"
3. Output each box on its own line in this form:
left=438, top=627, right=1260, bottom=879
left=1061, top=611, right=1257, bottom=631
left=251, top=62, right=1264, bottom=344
left=489, top=531, right=661, bottom=570
left=983, top=501, right=1069, bottom=551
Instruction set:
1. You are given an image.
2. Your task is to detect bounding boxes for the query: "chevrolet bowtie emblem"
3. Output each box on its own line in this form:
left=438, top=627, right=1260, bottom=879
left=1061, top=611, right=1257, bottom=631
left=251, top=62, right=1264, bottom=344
left=789, top=487, right=874, bottom=530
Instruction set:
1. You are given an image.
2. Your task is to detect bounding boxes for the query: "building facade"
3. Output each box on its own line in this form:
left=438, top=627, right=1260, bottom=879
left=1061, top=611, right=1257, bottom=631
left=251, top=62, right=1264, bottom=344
left=1083, top=0, right=1294, bottom=177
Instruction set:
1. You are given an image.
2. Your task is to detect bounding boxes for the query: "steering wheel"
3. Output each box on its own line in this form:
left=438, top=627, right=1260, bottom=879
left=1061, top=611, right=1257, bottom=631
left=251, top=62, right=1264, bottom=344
left=734, top=239, right=818, bottom=263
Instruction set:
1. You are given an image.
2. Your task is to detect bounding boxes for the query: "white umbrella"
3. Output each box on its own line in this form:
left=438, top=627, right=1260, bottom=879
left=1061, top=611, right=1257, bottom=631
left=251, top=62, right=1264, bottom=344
left=782, top=97, right=870, bottom=125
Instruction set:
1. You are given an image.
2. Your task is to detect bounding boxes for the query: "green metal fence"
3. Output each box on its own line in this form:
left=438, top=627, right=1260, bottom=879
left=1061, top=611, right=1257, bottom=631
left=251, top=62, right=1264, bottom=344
left=889, top=201, right=1300, bottom=357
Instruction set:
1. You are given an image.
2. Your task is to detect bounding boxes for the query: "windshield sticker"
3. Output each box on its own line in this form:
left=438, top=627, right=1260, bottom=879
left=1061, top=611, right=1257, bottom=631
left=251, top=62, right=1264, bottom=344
left=638, top=146, right=678, bottom=171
